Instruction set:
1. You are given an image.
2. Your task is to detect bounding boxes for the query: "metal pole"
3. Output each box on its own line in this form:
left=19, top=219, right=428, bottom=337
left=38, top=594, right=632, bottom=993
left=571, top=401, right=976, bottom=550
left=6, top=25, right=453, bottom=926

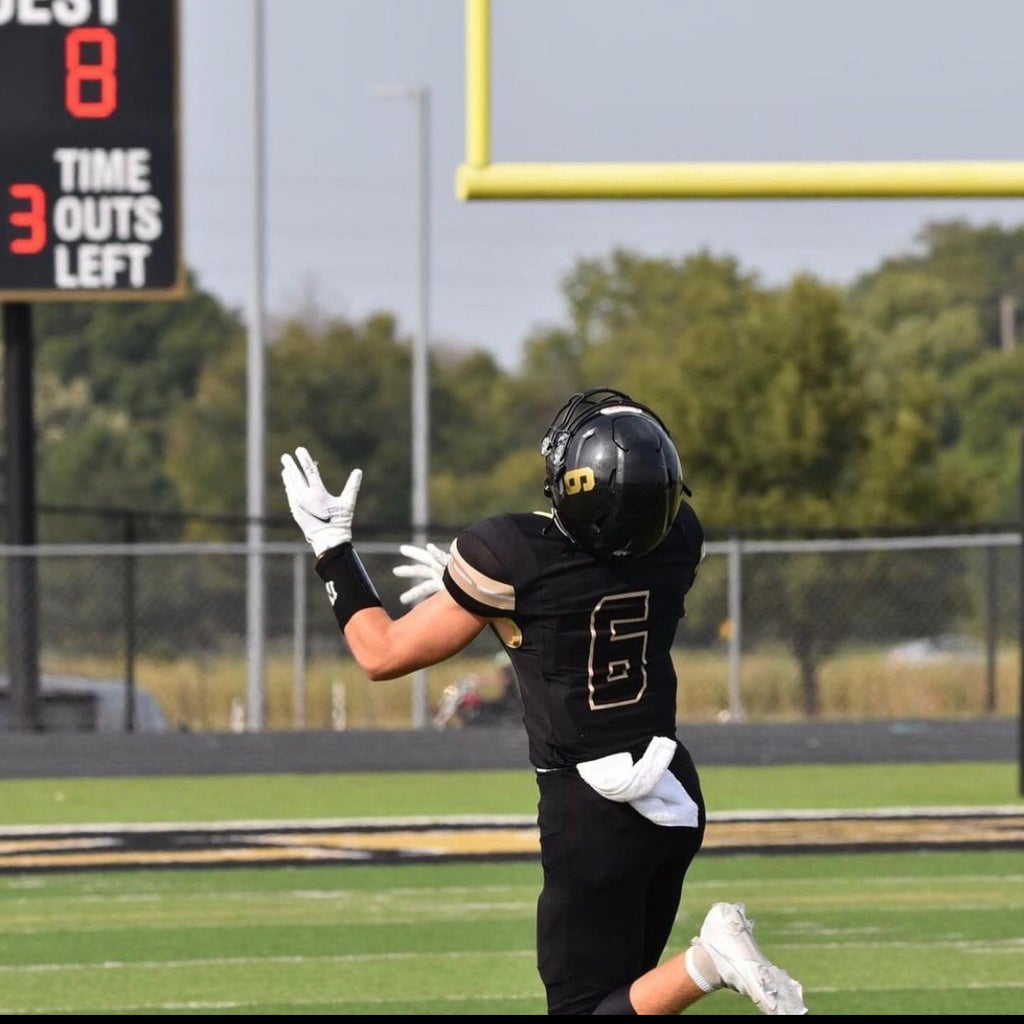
left=984, top=544, right=998, bottom=714
left=410, top=87, right=431, bottom=730
left=372, top=84, right=432, bottom=729
left=246, top=0, right=267, bottom=731
left=727, top=537, right=744, bottom=722
left=293, top=552, right=307, bottom=728
left=412, top=87, right=430, bottom=545
left=122, top=513, right=137, bottom=732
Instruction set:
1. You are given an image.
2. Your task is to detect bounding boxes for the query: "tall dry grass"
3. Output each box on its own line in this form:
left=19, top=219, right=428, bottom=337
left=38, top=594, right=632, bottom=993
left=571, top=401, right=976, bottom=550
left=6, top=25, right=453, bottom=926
left=39, top=643, right=1018, bottom=732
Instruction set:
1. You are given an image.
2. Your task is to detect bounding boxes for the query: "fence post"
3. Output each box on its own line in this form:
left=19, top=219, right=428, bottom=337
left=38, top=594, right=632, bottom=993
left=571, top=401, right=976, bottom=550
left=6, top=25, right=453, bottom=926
left=727, top=537, right=745, bottom=721
left=984, top=544, right=998, bottom=714
left=332, top=681, right=347, bottom=730
left=121, top=513, right=137, bottom=732
left=292, top=552, right=307, bottom=729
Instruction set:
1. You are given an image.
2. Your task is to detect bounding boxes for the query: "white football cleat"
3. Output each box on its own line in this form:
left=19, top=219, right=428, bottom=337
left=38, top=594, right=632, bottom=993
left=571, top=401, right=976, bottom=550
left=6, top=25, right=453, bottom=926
left=694, top=902, right=808, bottom=1015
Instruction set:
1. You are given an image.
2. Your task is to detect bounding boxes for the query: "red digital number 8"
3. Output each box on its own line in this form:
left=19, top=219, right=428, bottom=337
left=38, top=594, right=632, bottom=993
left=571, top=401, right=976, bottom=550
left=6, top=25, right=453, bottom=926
left=65, top=27, right=118, bottom=119
left=8, top=184, right=47, bottom=255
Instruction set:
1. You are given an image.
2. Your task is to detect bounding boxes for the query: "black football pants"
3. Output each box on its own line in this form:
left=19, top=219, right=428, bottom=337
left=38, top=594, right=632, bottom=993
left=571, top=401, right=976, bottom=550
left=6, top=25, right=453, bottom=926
left=534, top=743, right=706, bottom=1015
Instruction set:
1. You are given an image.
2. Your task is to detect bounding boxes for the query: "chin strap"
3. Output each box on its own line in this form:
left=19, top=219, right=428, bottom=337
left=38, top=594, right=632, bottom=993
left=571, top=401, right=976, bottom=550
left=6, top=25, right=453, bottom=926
left=542, top=508, right=573, bottom=543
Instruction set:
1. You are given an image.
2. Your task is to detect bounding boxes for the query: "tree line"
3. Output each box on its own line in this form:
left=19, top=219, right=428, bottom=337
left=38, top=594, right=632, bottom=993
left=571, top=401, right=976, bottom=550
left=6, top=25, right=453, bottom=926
left=4, top=217, right=1023, bottom=544
left=4, top=217, right=1023, bottom=715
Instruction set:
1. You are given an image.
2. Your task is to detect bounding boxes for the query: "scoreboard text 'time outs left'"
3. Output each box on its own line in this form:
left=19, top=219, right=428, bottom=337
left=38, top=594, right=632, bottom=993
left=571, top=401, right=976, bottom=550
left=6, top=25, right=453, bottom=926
left=0, top=0, right=183, bottom=301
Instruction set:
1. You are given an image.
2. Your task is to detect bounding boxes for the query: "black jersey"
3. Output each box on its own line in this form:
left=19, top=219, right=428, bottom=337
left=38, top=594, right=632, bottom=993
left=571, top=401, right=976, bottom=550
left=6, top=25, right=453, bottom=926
left=442, top=503, right=705, bottom=770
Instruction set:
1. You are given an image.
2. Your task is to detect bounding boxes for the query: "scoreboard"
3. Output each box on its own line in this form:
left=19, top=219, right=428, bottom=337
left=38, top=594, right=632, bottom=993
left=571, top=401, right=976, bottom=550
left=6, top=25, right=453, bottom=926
left=0, top=0, right=183, bottom=300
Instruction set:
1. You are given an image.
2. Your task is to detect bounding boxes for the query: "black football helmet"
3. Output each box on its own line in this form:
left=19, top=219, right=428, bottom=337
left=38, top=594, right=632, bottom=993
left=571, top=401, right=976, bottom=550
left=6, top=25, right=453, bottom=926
left=540, top=387, right=691, bottom=558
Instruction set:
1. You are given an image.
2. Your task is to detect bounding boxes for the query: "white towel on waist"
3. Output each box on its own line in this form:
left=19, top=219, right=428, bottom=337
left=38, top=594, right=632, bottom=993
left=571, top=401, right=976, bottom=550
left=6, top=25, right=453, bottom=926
left=576, top=736, right=700, bottom=828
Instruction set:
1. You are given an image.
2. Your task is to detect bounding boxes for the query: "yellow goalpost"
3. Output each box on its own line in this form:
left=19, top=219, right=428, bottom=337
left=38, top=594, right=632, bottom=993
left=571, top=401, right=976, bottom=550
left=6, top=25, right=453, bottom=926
left=457, top=0, right=1024, bottom=201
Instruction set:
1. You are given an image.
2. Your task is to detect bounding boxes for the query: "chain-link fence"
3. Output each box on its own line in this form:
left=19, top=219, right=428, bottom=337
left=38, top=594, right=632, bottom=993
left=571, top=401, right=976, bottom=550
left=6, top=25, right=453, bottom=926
left=0, top=531, right=1019, bottom=732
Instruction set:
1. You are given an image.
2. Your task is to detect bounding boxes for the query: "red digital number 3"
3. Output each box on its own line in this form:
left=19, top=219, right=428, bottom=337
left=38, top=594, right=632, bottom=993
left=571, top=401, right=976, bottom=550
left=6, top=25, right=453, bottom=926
left=65, top=26, right=118, bottom=119
left=8, top=184, right=47, bottom=255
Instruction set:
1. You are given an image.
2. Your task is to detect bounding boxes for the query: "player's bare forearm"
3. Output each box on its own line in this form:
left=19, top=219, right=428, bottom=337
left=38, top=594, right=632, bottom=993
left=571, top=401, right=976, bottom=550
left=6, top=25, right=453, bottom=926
left=343, top=590, right=490, bottom=680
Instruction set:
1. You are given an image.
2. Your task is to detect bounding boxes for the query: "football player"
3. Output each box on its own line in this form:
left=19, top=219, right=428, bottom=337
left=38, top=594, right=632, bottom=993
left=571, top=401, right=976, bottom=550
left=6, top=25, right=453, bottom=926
left=282, top=387, right=807, bottom=1016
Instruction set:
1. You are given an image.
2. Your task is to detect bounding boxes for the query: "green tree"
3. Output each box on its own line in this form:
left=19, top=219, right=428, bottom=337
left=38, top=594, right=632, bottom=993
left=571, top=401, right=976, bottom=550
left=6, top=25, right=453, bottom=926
left=854, top=219, right=1024, bottom=353
left=509, top=250, right=981, bottom=715
left=166, top=310, right=419, bottom=538
left=35, top=273, right=242, bottom=422
left=943, top=347, right=1024, bottom=521
left=35, top=373, right=178, bottom=540
left=428, top=347, right=547, bottom=525
left=849, top=219, right=1024, bottom=519
left=0, top=275, right=242, bottom=538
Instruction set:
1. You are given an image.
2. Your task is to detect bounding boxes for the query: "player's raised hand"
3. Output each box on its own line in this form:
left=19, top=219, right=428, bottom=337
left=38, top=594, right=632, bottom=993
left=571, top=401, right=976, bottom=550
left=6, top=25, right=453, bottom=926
left=280, top=446, right=362, bottom=558
left=392, top=542, right=450, bottom=605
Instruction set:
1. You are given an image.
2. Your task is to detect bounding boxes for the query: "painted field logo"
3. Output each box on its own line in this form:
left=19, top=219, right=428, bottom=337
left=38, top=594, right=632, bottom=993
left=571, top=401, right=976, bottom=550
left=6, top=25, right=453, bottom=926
left=1, top=809, right=1020, bottom=873
left=564, top=468, right=595, bottom=494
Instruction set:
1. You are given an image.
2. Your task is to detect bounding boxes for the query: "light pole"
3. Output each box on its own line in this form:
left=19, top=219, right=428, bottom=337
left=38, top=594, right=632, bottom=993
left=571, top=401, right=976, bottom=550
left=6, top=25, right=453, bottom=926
left=372, top=84, right=432, bottom=729
left=246, top=0, right=268, bottom=731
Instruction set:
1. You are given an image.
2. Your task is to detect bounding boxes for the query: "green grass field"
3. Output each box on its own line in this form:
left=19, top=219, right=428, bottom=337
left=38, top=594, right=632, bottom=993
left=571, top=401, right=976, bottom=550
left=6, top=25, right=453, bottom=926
left=0, top=762, right=1018, bottom=825
left=0, top=763, right=1021, bottom=1015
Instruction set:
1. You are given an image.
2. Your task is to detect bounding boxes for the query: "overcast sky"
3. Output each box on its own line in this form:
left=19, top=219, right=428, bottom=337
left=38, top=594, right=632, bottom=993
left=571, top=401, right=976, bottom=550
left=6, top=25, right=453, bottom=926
left=181, top=0, right=1024, bottom=370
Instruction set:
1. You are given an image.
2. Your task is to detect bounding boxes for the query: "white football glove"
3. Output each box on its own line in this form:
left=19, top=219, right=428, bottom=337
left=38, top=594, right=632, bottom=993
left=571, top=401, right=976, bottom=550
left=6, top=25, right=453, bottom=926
left=392, top=542, right=450, bottom=605
left=280, top=446, right=362, bottom=558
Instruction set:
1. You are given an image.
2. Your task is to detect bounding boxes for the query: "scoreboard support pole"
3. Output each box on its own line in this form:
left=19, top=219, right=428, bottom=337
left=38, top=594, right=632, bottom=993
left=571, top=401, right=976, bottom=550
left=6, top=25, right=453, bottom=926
left=2, top=302, right=40, bottom=731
